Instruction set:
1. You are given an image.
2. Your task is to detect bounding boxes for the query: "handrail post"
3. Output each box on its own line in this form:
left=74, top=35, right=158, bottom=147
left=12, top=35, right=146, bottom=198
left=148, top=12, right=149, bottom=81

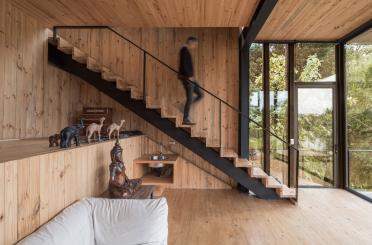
left=239, top=36, right=249, bottom=158
left=53, top=26, right=57, bottom=42
left=143, top=51, right=147, bottom=103
left=287, top=43, right=295, bottom=187
left=219, top=100, right=222, bottom=148
left=263, top=43, right=270, bottom=174
left=296, top=148, right=299, bottom=202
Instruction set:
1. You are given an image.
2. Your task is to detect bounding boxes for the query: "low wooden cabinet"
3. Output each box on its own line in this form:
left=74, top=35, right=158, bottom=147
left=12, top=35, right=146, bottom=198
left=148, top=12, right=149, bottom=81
left=133, top=154, right=179, bottom=196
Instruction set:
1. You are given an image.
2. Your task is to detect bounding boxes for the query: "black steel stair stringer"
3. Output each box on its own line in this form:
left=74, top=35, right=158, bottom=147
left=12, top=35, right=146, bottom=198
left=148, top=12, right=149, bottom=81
left=48, top=42, right=279, bottom=199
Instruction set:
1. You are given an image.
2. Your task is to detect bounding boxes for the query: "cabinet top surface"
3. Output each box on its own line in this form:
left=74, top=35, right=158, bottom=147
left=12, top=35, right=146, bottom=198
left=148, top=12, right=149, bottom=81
left=0, top=135, right=143, bottom=163
left=134, top=154, right=179, bottom=164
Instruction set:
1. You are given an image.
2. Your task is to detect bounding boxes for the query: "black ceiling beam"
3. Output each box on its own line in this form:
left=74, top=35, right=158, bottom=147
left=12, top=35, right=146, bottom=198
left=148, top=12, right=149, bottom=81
left=241, top=0, right=278, bottom=48
left=238, top=0, right=277, bottom=158
left=338, top=19, right=372, bottom=44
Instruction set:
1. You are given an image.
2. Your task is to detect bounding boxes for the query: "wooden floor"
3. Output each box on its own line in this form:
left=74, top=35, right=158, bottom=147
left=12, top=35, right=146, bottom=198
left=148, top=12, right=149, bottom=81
left=164, top=188, right=372, bottom=245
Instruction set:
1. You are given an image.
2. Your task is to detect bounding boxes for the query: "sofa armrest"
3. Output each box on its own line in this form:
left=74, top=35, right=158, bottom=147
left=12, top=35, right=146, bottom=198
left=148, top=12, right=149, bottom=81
left=88, top=197, right=168, bottom=245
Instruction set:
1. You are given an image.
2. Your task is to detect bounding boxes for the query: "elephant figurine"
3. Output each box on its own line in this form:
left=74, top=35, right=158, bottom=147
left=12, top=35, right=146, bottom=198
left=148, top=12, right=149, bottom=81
left=60, top=119, right=85, bottom=148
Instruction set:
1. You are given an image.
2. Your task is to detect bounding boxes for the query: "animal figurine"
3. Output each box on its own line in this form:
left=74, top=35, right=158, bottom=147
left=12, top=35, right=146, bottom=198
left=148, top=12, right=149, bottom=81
left=49, top=134, right=60, bottom=147
left=60, top=119, right=85, bottom=148
left=107, top=119, right=125, bottom=140
left=86, top=117, right=106, bottom=144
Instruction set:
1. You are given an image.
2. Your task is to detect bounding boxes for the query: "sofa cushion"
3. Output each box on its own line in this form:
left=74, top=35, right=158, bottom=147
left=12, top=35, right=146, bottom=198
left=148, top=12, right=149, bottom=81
left=17, top=199, right=95, bottom=245
left=88, top=197, right=168, bottom=245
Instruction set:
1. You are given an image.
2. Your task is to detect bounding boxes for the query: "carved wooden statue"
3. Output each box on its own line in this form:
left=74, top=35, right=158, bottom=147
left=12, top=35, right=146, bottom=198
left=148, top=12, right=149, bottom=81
left=107, top=119, right=125, bottom=140
left=60, top=119, right=85, bottom=148
left=109, top=139, right=142, bottom=198
left=86, top=117, right=105, bottom=144
left=49, top=134, right=60, bottom=147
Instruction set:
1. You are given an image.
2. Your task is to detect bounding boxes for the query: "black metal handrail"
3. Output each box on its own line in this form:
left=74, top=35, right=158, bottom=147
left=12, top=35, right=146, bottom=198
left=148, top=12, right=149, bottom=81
left=53, top=26, right=297, bottom=150
left=53, top=26, right=300, bottom=200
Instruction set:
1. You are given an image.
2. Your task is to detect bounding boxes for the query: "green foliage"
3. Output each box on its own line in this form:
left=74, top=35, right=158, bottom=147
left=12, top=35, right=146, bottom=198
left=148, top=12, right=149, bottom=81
left=248, top=41, right=371, bottom=192
left=269, top=52, right=287, bottom=91
left=346, top=43, right=372, bottom=191
left=299, top=54, right=322, bottom=81
left=295, top=43, right=335, bottom=81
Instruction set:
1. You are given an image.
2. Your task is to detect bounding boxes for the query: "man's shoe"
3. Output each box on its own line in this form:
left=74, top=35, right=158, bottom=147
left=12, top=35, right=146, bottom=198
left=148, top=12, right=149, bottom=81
left=182, top=118, right=196, bottom=125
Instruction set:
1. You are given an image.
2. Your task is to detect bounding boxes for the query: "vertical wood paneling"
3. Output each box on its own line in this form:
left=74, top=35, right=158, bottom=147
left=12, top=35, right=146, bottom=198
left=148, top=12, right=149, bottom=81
left=4, top=161, right=17, bottom=244
left=48, top=151, right=65, bottom=219
left=0, top=0, right=83, bottom=139
left=39, top=154, right=49, bottom=225
left=0, top=163, right=5, bottom=245
left=32, top=26, right=45, bottom=137
left=17, top=157, right=40, bottom=240
left=0, top=0, right=5, bottom=139
left=3, top=4, right=17, bottom=139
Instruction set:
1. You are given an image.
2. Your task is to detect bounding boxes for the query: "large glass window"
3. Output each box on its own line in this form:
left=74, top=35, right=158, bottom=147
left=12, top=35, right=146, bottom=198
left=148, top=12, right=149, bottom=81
left=249, top=44, right=264, bottom=168
left=346, top=29, right=372, bottom=200
left=294, top=43, right=336, bottom=187
left=295, top=44, right=335, bottom=82
left=297, top=88, right=334, bottom=186
left=269, top=44, right=288, bottom=184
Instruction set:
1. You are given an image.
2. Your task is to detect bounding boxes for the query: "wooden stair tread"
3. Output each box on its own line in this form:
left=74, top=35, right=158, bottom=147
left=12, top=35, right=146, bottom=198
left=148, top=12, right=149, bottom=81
left=57, top=37, right=73, bottom=54
left=101, top=67, right=119, bottom=82
left=179, top=124, right=193, bottom=128
left=262, top=176, right=282, bottom=188
left=161, top=114, right=177, bottom=119
left=191, top=130, right=208, bottom=139
left=221, top=148, right=238, bottom=158
left=72, top=47, right=87, bottom=63
left=145, top=96, right=161, bottom=109
left=117, top=80, right=139, bottom=93
left=86, top=57, right=102, bottom=72
left=276, top=186, right=296, bottom=198
left=248, top=167, right=268, bottom=178
left=130, top=90, right=143, bottom=100
left=234, top=158, right=252, bottom=168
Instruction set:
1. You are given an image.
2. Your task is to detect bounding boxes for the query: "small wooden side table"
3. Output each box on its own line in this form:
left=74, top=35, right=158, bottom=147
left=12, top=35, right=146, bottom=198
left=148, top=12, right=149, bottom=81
left=101, top=185, right=155, bottom=199
left=133, top=154, right=179, bottom=196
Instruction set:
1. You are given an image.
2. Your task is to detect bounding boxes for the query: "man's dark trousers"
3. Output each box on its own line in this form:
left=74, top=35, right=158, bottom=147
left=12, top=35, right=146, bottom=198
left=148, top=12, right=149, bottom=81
left=181, top=78, right=204, bottom=120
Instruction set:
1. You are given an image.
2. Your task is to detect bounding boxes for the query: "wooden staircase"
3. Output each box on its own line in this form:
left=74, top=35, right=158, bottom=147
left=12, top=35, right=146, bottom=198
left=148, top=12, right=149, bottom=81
left=49, top=35, right=296, bottom=200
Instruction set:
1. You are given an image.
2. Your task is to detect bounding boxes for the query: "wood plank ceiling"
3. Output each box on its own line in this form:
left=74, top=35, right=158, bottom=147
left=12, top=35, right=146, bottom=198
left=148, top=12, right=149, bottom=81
left=10, top=0, right=259, bottom=27
left=256, top=0, right=372, bottom=41
left=9, top=0, right=372, bottom=40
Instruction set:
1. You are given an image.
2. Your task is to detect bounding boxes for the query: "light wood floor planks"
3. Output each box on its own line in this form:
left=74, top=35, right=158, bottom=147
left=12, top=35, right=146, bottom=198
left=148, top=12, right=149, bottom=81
left=164, top=188, right=372, bottom=245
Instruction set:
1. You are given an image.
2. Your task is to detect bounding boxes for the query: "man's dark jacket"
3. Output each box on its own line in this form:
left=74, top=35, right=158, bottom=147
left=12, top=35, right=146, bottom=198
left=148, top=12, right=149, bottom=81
left=179, top=46, right=194, bottom=77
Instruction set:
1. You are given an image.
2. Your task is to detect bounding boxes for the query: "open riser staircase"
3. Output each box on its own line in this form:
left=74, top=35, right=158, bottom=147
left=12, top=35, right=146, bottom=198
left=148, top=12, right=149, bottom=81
left=48, top=31, right=296, bottom=200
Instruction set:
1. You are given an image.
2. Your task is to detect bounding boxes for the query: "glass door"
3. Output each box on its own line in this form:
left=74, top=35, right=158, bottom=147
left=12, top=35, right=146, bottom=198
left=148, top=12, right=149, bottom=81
left=295, top=85, right=336, bottom=187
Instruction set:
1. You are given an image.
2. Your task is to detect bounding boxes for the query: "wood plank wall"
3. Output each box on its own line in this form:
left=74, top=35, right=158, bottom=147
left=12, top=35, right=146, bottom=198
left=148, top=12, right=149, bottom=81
left=0, top=0, right=73, bottom=139
left=0, top=135, right=230, bottom=244
left=0, top=137, right=140, bottom=244
left=57, top=27, right=240, bottom=151
left=0, top=0, right=239, bottom=153
left=0, top=0, right=234, bottom=203
left=0, top=2, right=235, bottom=243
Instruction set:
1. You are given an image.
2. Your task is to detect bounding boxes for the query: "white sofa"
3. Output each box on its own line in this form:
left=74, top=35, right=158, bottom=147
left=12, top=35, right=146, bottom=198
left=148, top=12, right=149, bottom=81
left=18, top=198, right=168, bottom=245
